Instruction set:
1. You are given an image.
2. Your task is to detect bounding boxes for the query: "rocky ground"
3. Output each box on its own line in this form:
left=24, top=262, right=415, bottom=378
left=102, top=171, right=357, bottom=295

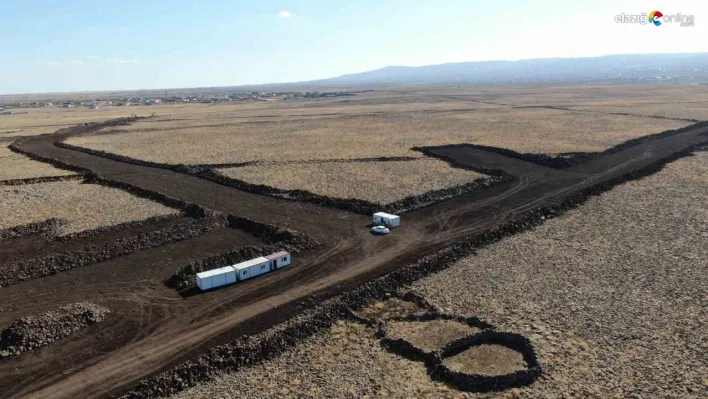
left=0, top=180, right=178, bottom=235
left=171, top=151, right=707, bottom=398
left=0, top=302, right=110, bottom=358
left=0, top=143, right=75, bottom=180
left=218, top=159, right=486, bottom=204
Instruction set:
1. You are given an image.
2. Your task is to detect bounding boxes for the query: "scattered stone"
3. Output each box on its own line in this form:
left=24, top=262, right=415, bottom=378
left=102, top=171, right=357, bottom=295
left=0, top=302, right=110, bottom=359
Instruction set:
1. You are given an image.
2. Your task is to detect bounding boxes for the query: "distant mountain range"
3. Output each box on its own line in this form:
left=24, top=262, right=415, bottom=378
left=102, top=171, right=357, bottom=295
left=299, top=53, right=708, bottom=86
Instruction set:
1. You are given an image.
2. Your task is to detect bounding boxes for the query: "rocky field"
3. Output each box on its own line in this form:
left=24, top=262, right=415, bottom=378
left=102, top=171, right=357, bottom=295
left=172, top=151, right=707, bottom=398
left=0, top=143, right=75, bottom=181
left=218, top=159, right=486, bottom=204
left=0, top=302, right=110, bottom=359
left=0, top=180, right=178, bottom=235
left=66, top=106, right=685, bottom=165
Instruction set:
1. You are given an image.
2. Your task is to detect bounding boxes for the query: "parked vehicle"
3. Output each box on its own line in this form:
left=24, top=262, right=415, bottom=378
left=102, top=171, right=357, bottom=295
left=371, top=225, right=390, bottom=235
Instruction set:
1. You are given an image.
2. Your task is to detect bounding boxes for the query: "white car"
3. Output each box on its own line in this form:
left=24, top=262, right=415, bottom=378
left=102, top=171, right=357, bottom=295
left=371, top=225, right=390, bottom=235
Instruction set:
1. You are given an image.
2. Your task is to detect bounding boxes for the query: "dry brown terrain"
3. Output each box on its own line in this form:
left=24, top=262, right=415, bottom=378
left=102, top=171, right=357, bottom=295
left=172, top=321, right=466, bottom=399
left=67, top=105, right=685, bottom=164
left=413, top=84, right=708, bottom=107
left=173, top=151, right=707, bottom=398
left=0, top=180, right=177, bottom=235
left=1, top=85, right=706, bottom=399
left=385, top=319, right=479, bottom=351
left=0, top=143, right=74, bottom=180
left=219, top=159, right=486, bottom=204
left=0, top=104, right=190, bottom=139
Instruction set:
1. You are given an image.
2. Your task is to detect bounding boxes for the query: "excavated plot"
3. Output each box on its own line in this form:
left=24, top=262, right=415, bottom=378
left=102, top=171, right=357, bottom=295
left=0, top=180, right=177, bottom=236
left=0, top=144, right=74, bottom=180
left=65, top=107, right=686, bottom=164
left=443, top=344, right=528, bottom=376
left=218, top=159, right=487, bottom=204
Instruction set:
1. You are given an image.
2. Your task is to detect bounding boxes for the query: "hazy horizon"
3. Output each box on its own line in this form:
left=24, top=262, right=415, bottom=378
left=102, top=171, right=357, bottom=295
left=2, top=0, right=705, bottom=94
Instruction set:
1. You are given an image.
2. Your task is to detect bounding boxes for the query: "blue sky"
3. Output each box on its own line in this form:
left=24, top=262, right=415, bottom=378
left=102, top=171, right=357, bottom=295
left=0, top=0, right=705, bottom=94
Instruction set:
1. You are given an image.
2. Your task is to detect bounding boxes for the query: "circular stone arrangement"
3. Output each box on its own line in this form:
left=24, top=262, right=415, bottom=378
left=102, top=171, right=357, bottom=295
left=358, top=293, right=541, bottom=393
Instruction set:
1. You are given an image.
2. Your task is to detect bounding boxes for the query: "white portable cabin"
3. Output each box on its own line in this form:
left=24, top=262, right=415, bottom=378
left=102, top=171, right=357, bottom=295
left=373, top=212, right=400, bottom=228
left=233, top=256, right=270, bottom=281
left=266, top=251, right=291, bottom=270
left=196, top=266, right=237, bottom=291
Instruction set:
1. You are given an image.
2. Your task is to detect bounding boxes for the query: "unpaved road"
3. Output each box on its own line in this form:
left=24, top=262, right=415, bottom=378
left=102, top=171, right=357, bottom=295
left=2, top=122, right=707, bottom=398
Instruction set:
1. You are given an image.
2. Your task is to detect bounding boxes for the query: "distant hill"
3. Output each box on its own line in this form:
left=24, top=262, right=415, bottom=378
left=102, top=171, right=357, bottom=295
left=303, top=53, right=708, bottom=86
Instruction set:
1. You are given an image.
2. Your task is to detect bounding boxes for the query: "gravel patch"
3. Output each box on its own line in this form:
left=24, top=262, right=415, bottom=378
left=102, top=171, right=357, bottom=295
left=0, top=302, right=110, bottom=359
left=0, top=180, right=178, bottom=235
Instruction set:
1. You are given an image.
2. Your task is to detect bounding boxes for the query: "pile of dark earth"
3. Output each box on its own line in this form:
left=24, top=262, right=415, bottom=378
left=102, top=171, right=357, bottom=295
left=0, top=302, right=110, bottom=358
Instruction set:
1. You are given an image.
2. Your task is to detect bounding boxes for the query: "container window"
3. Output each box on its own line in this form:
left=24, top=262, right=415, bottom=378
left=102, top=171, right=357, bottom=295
left=282, top=256, right=287, bottom=262
left=242, top=271, right=247, bottom=275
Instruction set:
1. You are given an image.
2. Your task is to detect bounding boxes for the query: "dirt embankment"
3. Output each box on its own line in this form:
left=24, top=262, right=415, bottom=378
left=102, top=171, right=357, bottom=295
left=0, top=302, right=110, bottom=359
left=0, top=214, right=227, bottom=287
left=0, top=174, right=82, bottom=186
left=0, top=218, right=63, bottom=241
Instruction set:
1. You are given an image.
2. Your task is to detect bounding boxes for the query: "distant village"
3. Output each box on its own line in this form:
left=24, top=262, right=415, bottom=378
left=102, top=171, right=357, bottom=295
left=0, top=90, right=372, bottom=112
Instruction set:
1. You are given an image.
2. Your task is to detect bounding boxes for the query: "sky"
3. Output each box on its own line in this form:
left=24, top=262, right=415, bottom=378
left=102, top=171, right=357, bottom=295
left=0, top=0, right=705, bottom=94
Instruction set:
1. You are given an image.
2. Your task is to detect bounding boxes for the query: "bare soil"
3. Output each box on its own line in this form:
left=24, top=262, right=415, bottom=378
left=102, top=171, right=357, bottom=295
left=443, top=344, right=528, bottom=376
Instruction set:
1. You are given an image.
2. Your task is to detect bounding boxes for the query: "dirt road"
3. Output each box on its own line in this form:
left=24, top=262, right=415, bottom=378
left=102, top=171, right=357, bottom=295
left=3, top=122, right=707, bottom=398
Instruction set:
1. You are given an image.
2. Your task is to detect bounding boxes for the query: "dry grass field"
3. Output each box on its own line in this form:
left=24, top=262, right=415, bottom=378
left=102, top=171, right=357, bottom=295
left=67, top=105, right=686, bottom=165
left=173, top=151, right=707, bottom=398
left=0, top=180, right=177, bottom=235
left=414, top=84, right=708, bottom=107
left=0, top=104, right=190, bottom=139
left=218, top=159, right=486, bottom=204
left=0, top=143, right=75, bottom=180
